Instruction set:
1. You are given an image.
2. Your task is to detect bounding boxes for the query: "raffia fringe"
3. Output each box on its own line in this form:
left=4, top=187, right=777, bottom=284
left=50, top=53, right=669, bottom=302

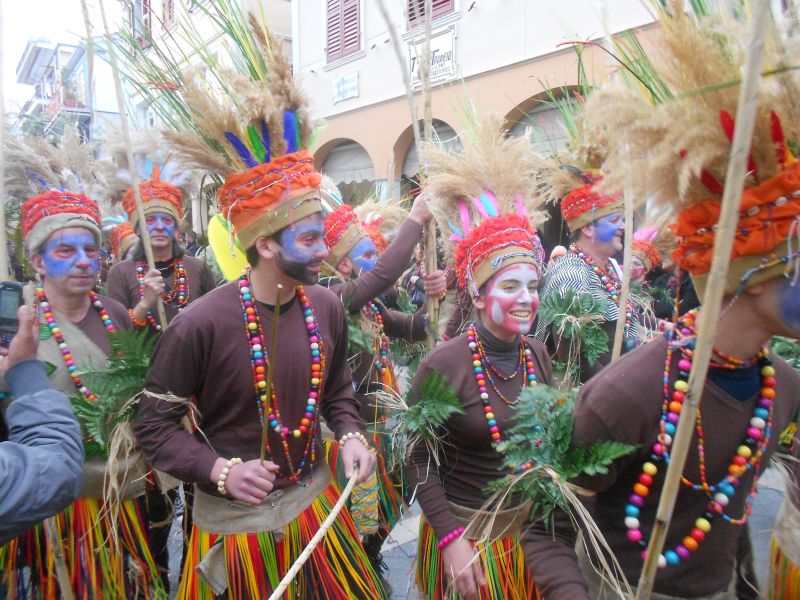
left=177, top=483, right=387, bottom=600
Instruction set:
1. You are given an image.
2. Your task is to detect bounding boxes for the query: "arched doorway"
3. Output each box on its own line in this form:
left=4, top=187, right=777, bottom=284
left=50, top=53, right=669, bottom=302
left=319, top=139, right=376, bottom=204
left=399, top=119, right=461, bottom=196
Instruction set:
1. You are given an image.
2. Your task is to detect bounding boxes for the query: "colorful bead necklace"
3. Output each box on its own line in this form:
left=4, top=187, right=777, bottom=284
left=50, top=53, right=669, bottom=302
left=136, top=259, right=188, bottom=328
left=623, top=310, right=774, bottom=569
left=363, top=301, right=391, bottom=378
left=238, top=272, right=324, bottom=484
left=569, top=243, right=633, bottom=335
left=35, top=286, right=115, bottom=402
left=466, top=323, right=537, bottom=445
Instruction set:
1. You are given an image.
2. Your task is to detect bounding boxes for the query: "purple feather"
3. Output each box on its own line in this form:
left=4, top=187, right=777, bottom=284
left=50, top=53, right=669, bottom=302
left=224, top=131, right=258, bottom=168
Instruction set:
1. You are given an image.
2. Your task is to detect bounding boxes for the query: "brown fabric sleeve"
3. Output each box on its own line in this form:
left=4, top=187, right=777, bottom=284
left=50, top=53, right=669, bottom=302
left=337, top=219, right=422, bottom=313
left=403, top=359, right=463, bottom=540
left=134, top=317, right=220, bottom=484
left=198, top=259, right=217, bottom=296
left=105, top=262, right=136, bottom=310
left=318, top=297, right=367, bottom=440
left=380, top=304, right=427, bottom=343
left=444, top=286, right=473, bottom=340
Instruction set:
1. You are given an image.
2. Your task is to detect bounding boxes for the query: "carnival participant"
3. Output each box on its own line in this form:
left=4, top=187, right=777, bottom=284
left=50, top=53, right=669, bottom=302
left=106, top=147, right=215, bottom=330
left=405, top=113, right=551, bottom=600
left=523, top=9, right=800, bottom=599
left=535, top=171, right=640, bottom=382
left=132, top=23, right=384, bottom=599
left=108, top=221, right=139, bottom=262
left=321, top=198, right=445, bottom=577
left=0, top=130, right=163, bottom=597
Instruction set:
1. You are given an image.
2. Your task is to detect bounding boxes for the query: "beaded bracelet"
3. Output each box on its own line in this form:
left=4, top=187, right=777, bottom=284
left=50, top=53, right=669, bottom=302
left=437, top=526, right=466, bottom=550
left=216, top=457, right=243, bottom=495
left=338, top=431, right=370, bottom=449
left=128, top=308, right=149, bottom=329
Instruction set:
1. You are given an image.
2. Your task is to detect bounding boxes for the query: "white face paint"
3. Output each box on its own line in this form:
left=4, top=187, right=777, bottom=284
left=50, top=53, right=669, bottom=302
left=483, top=263, right=540, bottom=335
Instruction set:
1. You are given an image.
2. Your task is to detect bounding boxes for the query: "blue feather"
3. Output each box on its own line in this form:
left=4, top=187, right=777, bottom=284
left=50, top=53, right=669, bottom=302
left=447, top=220, right=464, bottom=237
left=480, top=192, right=498, bottom=217
left=27, top=170, right=49, bottom=190
left=283, top=111, right=298, bottom=153
left=261, top=120, right=271, bottom=162
left=224, top=131, right=258, bottom=168
left=144, top=157, right=154, bottom=178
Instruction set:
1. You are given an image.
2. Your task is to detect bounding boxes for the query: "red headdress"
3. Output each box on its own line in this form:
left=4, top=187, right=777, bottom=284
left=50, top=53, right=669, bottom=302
left=109, top=222, right=139, bottom=261
left=560, top=174, right=624, bottom=232
left=22, top=191, right=103, bottom=253
left=323, top=204, right=363, bottom=268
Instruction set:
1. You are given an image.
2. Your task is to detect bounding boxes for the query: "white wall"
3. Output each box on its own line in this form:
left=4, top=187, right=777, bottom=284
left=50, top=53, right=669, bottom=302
left=294, top=0, right=653, bottom=119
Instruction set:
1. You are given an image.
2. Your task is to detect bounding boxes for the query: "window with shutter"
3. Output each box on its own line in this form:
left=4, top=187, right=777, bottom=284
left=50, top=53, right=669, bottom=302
left=407, top=0, right=454, bottom=28
left=163, top=0, right=175, bottom=30
left=327, top=0, right=360, bottom=62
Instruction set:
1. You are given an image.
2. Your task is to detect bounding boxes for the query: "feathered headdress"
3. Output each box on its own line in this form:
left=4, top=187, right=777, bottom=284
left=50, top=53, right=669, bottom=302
left=161, top=21, right=322, bottom=250
left=4, top=128, right=109, bottom=254
left=323, top=204, right=363, bottom=268
left=632, top=226, right=663, bottom=272
left=354, top=198, right=410, bottom=244
left=107, top=132, right=194, bottom=229
left=585, top=7, right=800, bottom=295
left=421, top=112, right=548, bottom=294
left=108, top=222, right=139, bottom=262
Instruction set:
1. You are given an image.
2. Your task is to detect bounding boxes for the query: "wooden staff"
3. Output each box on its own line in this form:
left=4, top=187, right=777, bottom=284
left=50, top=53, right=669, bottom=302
left=96, top=0, right=167, bottom=329
left=420, top=0, right=439, bottom=350
left=0, top=0, right=10, bottom=281
left=611, top=188, right=634, bottom=361
left=266, top=466, right=360, bottom=600
left=635, top=1, right=771, bottom=596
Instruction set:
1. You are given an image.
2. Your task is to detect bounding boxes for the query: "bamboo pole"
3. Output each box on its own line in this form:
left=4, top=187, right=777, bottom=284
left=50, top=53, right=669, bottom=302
left=0, top=0, right=10, bottom=281
left=96, top=0, right=167, bottom=329
left=420, top=0, right=439, bottom=350
left=611, top=190, right=634, bottom=361
left=266, top=466, right=360, bottom=600
left=635, top=1, right=771, bottom=596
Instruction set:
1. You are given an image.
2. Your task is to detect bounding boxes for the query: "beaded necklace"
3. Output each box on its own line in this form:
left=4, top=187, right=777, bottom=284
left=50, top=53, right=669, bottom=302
left=466, top=323, right=537, bottom=445
left=35, top=286, right=115, bottom=402
left=136, top=259, right=188, bottom=328
left=569, top=243, right=633, bottom=335
left=363, top=301, right=390, bottom=377
left=238, top=272, right=324, bottom=484
left=623, top=310, right=774, bottom=569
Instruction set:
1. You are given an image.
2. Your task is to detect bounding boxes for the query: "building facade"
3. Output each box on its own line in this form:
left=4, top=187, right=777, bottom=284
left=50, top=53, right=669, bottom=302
left=293, top=0, right=656, bottom=201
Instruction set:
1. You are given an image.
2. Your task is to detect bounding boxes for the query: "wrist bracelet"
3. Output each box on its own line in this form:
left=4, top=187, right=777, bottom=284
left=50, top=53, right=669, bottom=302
left=216, top=457, right=242, bottom=495
left=338, top=431, right=371, bottom=450
left=437, top=526, right=465, bottom=550
left=128, top=308, right=148, bottom=329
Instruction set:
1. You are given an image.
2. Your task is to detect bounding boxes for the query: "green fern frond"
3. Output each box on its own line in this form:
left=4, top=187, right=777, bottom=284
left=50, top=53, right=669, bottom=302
left=487, top=384, right=635, bottom=522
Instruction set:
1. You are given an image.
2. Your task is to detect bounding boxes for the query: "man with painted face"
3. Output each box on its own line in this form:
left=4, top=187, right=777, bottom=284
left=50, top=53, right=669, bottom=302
left=523, top=14, right=800, bottom=598
left=536, top=174, right=640, bottom=383
left=405, top=213, right=554, bottom=600
left=320, top=197, right=446, bottom=578
left=106, top=167, right=216, bottom=331
left=133, top=151, right=385, bottom=596
left=0, top=192, right=165, bottom=597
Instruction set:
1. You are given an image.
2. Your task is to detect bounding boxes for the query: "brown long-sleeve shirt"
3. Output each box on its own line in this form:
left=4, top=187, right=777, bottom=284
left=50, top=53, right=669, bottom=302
left=522, top=335, right=800, bottom=599
left=405, top=322, right=554, bottom=540
left=133, top=281, right=365, bottom=494
left=106, top=255, right=216, bottom=323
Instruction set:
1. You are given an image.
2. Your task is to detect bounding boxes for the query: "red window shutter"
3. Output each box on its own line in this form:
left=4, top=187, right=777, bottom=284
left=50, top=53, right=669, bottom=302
left=341, top=0, right=360, bottom=57
left=327, top=0, right=343, bottom=61
left=407, top=0, right=453, bottom=27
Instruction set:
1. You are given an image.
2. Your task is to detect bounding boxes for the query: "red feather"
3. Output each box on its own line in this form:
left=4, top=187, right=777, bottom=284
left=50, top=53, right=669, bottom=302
left=719, top=110, right=757, bottom=179
left=700, top=170, right=724, bottom=195
left=771, top=111, right=787, bottom=168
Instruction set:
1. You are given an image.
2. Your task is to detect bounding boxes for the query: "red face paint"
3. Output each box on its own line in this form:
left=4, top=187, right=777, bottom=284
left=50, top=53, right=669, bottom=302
left=483, top=263, right=540, bottom=336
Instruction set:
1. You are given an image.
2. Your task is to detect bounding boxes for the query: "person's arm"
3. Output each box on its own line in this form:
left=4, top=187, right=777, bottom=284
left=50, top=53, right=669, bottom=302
left=198, top=259, right=217, bottom=296
left=107, top=261, right=164, bottom=324
left=0, top=310, right=84, bottom=544
left=443, top=286, right=473, bottom=341
left=403, top=360, right=463, bottom=539
left=133, top=318, right=219, bottom=484
left=380, top=304, right=427, bottom=342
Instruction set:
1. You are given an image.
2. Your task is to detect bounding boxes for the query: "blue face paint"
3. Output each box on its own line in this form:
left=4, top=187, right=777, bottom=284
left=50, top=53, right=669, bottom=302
left=145, top=212, right=176, bottom=239
left=594, top=212, right=624, bottom=243
left=778, top=278, right=800, bottom=333
left=276, top=214, right=328, bottom=285
left=42, top=230, right=100, bottom=279
left=349, top=238, right=378, bottom=274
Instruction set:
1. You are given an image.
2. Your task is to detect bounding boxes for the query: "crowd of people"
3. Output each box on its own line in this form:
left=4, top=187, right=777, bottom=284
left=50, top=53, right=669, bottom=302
left=1, top=5, right=799, bottom=600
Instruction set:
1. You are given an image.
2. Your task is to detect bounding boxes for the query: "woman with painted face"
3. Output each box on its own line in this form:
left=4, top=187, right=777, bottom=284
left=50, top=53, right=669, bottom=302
left=405, top=213, right=551, bottom=600
left=0, top=189, right=165, bottom=598
left=106, top=155, right=216, bottom=331
left=320, top=197, right=447, bottom=580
